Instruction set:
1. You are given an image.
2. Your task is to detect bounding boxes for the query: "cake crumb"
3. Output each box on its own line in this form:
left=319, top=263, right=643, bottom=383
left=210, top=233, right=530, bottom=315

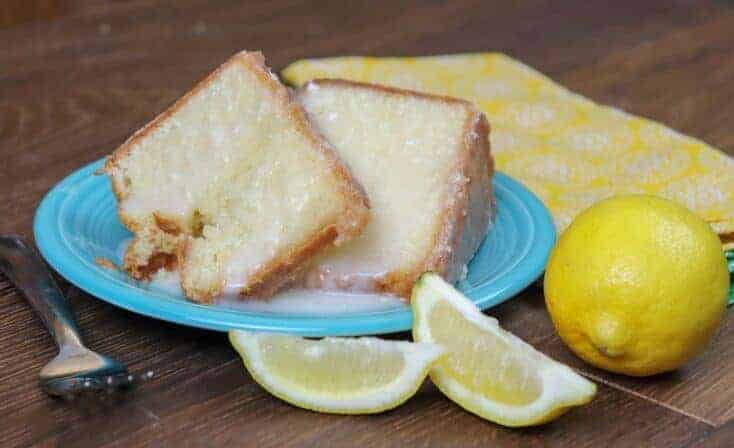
left=96, top=257, right=119, bottom=271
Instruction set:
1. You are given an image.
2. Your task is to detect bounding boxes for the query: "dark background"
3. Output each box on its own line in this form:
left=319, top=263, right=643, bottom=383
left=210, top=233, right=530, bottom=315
left=1, top=1, right=733, bottom=446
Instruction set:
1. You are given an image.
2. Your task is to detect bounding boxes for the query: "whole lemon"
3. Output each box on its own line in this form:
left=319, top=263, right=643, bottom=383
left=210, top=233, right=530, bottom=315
left=544, top=195, right=729, bottom=376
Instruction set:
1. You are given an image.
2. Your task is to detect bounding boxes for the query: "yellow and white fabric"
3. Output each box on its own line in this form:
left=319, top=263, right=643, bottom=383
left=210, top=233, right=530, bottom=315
left=282, top=53, right=734, bottom=249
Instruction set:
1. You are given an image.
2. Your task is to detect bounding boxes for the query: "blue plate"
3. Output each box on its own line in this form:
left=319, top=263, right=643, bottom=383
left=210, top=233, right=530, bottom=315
left=34, top=159, right=555, bottom=336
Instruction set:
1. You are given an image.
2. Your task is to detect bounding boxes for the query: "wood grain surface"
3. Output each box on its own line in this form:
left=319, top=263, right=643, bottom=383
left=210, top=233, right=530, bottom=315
left=1, top=1, right=733, bottom=446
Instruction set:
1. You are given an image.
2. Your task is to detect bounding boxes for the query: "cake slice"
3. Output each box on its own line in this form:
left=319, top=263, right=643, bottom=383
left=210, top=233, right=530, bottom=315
left=104, top=52, right=370, bottom=302
left=297, top=80, right=494, bottom=299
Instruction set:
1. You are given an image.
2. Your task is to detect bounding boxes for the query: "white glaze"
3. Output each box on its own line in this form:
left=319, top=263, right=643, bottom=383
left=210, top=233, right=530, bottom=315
left=216, top=289, right=406, bottom=315
left=147, top=269, right=406, bottom=315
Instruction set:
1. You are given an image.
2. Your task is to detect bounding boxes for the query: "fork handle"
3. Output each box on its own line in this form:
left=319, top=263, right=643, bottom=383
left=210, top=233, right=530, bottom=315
left=0, top=235, right=84, bottom=349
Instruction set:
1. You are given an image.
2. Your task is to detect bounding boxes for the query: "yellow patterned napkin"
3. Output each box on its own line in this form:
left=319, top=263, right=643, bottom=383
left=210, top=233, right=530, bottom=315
left=282, top=53, right=734, bottom=249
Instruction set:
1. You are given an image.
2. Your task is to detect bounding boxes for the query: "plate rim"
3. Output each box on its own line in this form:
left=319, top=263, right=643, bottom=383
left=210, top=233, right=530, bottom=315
left=34, top=158, right=556, bottom=336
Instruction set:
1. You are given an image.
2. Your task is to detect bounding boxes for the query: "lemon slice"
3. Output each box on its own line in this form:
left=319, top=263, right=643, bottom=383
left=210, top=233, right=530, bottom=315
left=229, top=330, right=444, bottom=414
left=412, top=273, right=596, bottom=426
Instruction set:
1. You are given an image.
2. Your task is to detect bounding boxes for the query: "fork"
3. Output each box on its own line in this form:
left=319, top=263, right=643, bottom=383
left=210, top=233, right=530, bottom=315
left=0, top=235, right=133, bottom=397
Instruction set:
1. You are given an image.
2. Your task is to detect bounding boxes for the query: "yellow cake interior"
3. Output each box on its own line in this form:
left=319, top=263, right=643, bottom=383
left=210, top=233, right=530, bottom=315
left=107, top=54, right=367, bottom=300
left=299, top=81, right=482, bottom=293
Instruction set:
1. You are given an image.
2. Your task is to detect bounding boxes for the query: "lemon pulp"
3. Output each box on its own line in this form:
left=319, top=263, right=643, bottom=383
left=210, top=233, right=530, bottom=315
left=259, top=335, right=405, bottom=394
left=429, top=302, right=542, bottom=405
left=229, top=331, right=443, bottom=414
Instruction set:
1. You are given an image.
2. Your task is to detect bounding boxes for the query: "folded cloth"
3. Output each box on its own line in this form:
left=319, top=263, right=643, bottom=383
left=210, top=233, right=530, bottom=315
left=283, top=53, right=734, bottom=250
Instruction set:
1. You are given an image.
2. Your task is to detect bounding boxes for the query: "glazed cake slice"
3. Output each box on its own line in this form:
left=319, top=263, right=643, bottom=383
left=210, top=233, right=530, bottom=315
left=104, top=52, right=369, bottom=302
left=297, top=80, right=494, bottom=299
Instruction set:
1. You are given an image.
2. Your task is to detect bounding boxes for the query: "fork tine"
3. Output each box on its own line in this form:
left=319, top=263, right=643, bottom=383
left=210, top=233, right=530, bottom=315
left=44, top=371, right=137, bottom=398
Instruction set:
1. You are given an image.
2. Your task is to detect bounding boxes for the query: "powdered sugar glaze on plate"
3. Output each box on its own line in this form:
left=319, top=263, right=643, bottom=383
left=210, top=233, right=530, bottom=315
left=147, top=269, right=406, bottom=315
left=114, top=238, right=408, bottom=315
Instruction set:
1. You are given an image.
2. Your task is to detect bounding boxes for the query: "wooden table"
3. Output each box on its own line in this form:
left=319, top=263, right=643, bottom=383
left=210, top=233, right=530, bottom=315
left=1, top=1, right=733, bottom=446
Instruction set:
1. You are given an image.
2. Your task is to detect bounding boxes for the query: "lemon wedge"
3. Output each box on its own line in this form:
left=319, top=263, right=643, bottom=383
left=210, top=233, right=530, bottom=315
left=412, top=273, right=596, bottom=427
left=229, top=330, right=444, bottom=414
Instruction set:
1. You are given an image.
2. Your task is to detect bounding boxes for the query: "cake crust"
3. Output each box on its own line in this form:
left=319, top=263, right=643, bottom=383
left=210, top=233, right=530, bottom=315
left=298, top=79, right=495, bottom=299
left=105, top=52, right=370, bottom=302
